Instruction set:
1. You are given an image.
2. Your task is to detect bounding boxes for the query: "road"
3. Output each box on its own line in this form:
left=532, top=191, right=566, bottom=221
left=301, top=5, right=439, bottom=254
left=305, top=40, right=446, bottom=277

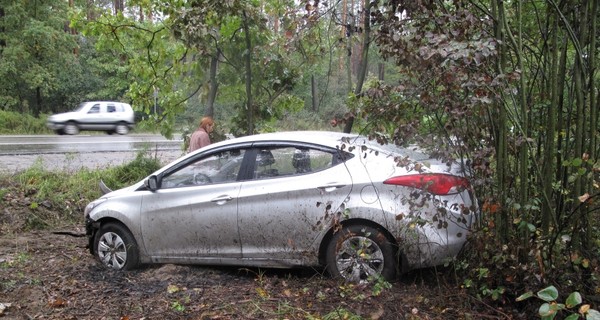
left=0, top=134, right=185, bottom=173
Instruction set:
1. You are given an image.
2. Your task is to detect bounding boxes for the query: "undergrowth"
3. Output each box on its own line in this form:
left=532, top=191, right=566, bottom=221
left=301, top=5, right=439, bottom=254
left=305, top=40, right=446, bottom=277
left=454, top=222, right=600, bottom=319
left=0, top=111, right=50, bottom=134
left=0, top=150, right=162, bottom=231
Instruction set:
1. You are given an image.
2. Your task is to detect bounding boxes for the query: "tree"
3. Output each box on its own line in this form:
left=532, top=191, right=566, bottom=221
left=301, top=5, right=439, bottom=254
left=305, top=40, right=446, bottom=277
left=0, top=0, right=77, bottom=115
left=357, top=0, right=600, bottom=294
left=176, top=0, right=322, bottom=136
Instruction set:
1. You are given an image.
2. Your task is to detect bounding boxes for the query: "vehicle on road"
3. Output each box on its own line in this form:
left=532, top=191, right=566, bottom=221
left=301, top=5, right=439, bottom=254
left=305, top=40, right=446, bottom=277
left=85, top=131, right=478, bottom=283
left=47, top=101, right=135, bottom=135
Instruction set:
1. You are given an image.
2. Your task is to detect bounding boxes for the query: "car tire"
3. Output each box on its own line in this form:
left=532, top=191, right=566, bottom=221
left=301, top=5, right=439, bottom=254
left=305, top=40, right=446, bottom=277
left=64, top=122, right=79, bottom=135
left=325, top=224, right=396, bottom=283
left=94, top=222, right=140, bottom=270
left=115, top=123, right=129, bottom=135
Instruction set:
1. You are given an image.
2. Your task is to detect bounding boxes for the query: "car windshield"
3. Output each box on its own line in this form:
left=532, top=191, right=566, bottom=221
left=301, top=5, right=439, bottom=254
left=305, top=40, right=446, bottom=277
left=73, top=103, right=87, bottom=112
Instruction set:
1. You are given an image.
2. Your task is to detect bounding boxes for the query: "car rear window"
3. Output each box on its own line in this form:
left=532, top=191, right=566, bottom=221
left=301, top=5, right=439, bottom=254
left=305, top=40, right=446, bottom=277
left=353, top=136, right=432, bottom=161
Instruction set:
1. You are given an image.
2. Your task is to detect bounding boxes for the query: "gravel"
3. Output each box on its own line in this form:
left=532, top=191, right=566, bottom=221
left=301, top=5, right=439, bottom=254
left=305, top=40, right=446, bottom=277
left=0, top=150, right=183, bottom=174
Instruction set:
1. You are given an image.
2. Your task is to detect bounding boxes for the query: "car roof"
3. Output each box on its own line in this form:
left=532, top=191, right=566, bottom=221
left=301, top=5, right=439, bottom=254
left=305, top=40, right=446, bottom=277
left=207, top=131, right=435, bottom=162
left=210, top=131, right=359, bottom=149
left=83, top=101, right=131, bottom=105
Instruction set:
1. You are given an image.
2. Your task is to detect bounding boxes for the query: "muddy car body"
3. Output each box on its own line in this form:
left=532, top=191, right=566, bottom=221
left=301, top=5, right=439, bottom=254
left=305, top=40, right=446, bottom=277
left=85, top=131, right=478, bottom=282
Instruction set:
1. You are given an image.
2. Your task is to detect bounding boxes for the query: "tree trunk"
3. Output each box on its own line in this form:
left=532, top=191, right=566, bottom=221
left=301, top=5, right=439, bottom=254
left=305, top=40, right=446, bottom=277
left=114, top=0, right=124, bottom=14
left=515, top=0, right=530, bottom=255
left=0, top=8, right=5, bottom=50
left=205, top=49, right=220, bottom=118
left=242, top=11, right=254, bottom=135
left=571, top=5, right=586, bottom=253
left=34, top=87, right=42, bottom=117
left=343, top=0, right=371, bottom=133
left=311, top=75, right=318, bottom=112
left=585, top=0, right=598, bottom=249
left=541, top=10, right=559, bottom=235
left=87, top=0, right=95, bottom=20
left=492, top=0, right=509, bottom=243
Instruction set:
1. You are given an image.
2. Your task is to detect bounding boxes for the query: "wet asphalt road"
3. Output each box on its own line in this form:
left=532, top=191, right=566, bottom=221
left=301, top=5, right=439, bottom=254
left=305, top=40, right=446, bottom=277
left=0, top=134, right=184, bottom=173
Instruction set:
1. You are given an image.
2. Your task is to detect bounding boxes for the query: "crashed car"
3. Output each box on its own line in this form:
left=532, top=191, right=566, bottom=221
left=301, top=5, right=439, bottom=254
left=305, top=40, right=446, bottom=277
left=85, top=131, right=478, bottom=282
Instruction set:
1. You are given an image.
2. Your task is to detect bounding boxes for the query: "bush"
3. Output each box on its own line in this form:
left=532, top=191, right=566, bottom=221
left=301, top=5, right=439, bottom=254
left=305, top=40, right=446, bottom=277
left=0, top=111, right=50, bottom=134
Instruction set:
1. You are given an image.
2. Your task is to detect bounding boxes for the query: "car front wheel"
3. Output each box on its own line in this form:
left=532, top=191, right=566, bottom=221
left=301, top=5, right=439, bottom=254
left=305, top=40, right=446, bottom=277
left=325, top=224, right=396, bottom=283
left=94, top=222, right=139, bottom=270
left=64, top=122, right=79, bottom=135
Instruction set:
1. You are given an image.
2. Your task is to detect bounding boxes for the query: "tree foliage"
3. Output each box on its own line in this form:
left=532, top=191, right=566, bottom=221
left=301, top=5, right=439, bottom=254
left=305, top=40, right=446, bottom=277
left=0, top=0, right=78, bottom=115
left=347, top=0, right=600, bottom=300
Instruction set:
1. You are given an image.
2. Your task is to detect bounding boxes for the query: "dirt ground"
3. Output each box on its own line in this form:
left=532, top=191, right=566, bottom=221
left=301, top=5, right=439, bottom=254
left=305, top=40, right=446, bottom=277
left=0, top=227, right=527, bottom=320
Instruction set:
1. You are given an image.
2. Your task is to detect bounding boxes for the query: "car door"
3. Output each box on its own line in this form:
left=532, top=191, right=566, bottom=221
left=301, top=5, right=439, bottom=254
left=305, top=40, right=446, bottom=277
left=236, top=144, right=353, bottom=264
left=139, top=149, right=247, bottom=260
left=82, top=102, right=104, bottom=130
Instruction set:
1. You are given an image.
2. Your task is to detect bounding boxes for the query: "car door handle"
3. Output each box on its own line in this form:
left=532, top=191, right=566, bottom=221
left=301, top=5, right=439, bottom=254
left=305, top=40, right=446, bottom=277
left=317, top=184, right=346, bottom=192
left=210, top=195, right=234, bottom=205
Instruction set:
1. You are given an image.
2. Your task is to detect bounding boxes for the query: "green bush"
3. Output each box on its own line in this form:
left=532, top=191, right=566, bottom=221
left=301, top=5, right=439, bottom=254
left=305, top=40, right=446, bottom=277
left=0, top=111, right=50, bottom=134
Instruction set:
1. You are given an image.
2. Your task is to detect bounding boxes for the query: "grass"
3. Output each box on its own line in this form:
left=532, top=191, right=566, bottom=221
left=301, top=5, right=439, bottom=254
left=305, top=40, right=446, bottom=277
left=0, top=150, right=162, bottom=231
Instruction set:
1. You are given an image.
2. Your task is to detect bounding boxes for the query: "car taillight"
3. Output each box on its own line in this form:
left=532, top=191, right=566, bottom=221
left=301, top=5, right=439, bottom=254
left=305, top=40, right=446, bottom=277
left=383, top=173, right=470, bottom=195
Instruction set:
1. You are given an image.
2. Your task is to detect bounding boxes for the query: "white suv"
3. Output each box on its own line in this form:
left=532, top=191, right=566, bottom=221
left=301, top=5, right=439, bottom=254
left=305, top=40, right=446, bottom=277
left=47, top=101, right=135, bottom=135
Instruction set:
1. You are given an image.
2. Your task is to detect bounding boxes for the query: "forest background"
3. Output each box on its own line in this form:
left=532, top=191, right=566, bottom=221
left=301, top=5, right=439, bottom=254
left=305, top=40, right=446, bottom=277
left=1, top=0, right=600, bottom=318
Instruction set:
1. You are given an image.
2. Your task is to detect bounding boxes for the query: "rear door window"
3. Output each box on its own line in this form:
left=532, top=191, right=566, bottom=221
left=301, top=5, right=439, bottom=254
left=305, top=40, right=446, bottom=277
left=251, top=145, right=346, bottom=180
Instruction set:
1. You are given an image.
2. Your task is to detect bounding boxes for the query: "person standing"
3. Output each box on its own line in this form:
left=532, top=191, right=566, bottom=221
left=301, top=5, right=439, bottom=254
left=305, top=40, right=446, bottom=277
left=188, top=116, right=214, bottom=152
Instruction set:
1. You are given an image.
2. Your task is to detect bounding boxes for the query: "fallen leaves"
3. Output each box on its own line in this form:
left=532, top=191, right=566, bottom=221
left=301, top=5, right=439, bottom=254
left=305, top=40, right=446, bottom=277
left=48, top=297, right=67, bottom=308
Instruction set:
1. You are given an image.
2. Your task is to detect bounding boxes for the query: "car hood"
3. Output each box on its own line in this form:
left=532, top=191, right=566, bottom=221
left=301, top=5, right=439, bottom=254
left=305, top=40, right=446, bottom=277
left=48, top=112, right=78, bottom=121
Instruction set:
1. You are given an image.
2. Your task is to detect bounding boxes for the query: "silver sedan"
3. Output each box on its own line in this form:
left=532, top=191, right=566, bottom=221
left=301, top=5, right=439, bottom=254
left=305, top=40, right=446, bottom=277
left=85, top=131, right=478, bottom=282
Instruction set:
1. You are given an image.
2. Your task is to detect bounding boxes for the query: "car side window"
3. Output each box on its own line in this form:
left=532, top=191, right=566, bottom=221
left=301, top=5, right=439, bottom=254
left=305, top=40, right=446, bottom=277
left=253, top=146, right=337, bottom=179
left=161, top=149, right=246, bottom=189
left=107, top=105, right=116, bottom=113
left=88, top=104, right=100, bottom=114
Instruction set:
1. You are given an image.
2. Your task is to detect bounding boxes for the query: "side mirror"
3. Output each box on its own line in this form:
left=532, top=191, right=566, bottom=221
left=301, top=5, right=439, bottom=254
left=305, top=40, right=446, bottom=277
left=145, top=175, right=159, bottom=191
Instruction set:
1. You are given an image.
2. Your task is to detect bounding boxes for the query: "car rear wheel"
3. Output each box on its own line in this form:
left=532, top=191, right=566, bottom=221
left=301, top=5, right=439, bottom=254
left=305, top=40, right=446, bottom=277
left=64, top=122, right=79, bottom=135
left=94, top=222, right=139, bottom=270
left=325, top=224, right=396, bottom=283
left=115, top=123, right=129, bottom=135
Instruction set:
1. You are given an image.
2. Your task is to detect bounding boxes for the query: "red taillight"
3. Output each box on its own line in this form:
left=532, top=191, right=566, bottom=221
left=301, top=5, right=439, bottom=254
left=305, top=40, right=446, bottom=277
left=383, top=173, right=470, bottom=195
